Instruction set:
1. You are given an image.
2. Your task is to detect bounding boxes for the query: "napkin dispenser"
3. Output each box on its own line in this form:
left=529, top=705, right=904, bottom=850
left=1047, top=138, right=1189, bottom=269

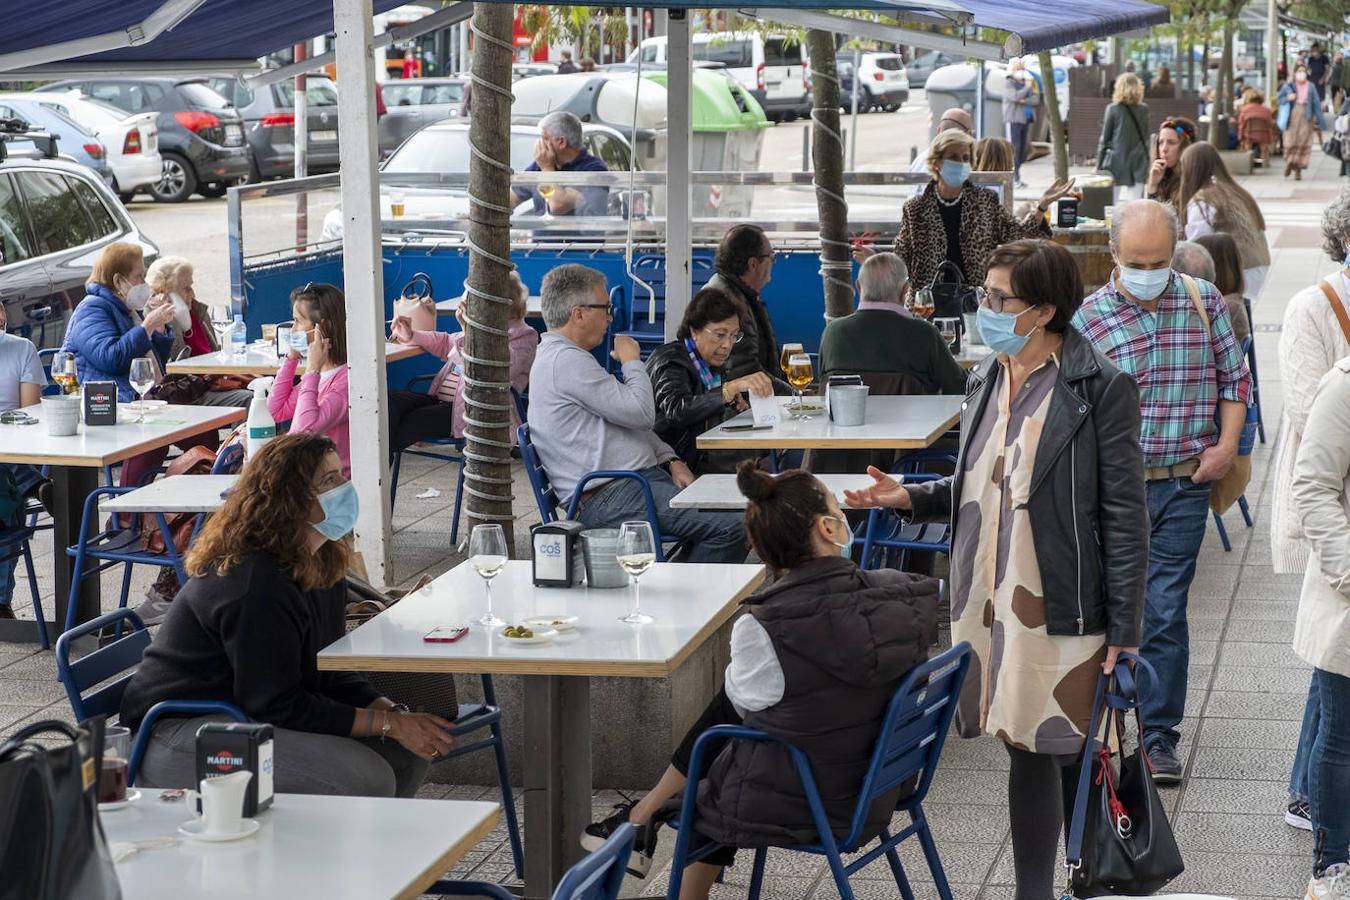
left=195, top=721, right=274, bottom=816
left=83, top=382, right=117, bottom=426
left=532, top=520, right=585, bottom=587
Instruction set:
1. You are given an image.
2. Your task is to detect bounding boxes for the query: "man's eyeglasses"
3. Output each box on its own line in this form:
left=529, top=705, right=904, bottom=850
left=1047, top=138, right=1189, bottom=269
left=580, top=303, right=615, bottom=319
left=974, top=286, right=1027, bottom=314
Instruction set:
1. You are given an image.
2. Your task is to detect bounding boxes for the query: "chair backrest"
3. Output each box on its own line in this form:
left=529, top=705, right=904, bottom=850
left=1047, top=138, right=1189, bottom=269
left=551, top=822, right=634, bottom=900
left=842, top=641, right=973, bottom=845
left=54, top=609, right=151, bottom=722
left=212, top=441, right=246, bottom=475
left=510, top=387, right=528, bottom=423
left=0, top=525, right=35, bottom=565
left=517, top=423, right=559, bottom=524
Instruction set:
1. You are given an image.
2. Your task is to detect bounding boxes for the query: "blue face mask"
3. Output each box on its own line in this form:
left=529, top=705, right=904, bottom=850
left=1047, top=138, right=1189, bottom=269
left=939, top=160, right=971, bottom=188
left=1117, top=266, right=1172, bottom=302
left=825, top=516, right=853, bottom=557
left=313, top=481, right=358, bottom=541
left=289, top=329, right=310, bottom=357
left=977, top=305, right=1037, bottom=357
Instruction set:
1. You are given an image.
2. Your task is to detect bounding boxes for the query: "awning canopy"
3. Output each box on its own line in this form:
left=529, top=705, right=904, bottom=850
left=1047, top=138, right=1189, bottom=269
left=945, top=0, right=1168, bottom=54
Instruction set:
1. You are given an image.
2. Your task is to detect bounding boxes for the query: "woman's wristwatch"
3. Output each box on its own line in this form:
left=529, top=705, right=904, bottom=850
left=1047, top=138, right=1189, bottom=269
left=390, top=703, right=410, bottom=714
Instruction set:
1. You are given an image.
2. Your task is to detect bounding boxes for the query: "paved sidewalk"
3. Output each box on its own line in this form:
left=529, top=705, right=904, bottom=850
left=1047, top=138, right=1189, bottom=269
left=1, top=146, right=1341, bottom=899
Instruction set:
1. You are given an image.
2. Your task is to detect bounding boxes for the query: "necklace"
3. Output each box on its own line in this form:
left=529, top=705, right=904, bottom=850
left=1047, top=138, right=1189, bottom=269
left=936, top=190, right=962, bottom=208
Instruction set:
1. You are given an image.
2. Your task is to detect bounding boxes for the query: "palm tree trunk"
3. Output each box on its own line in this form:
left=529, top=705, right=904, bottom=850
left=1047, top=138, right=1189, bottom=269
left=1038, top=52, right=1069, bottom=182
left=463, top=3, right=517, bottom=545
left=806, top=30, right=853, bottom=320
left=1208, top=14, right=1236, bottom=146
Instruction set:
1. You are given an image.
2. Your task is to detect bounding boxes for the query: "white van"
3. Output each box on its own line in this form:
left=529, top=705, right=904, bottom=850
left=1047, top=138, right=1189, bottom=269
left=629, top=32, right=811, bottom=121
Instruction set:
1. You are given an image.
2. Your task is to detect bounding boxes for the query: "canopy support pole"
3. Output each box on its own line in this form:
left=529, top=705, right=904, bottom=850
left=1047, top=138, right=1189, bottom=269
left=664, top=9, right=693, bottom=340
left=334, top=0, right=393, bottom=587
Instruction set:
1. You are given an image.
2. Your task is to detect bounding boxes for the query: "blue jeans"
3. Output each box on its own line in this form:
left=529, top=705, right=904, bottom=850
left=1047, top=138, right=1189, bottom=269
left=1292, top=674, right=1322, bottom=803
left=575, top=466, right=747, bottom=564
left=1311, top=668, right=1350, bottom=873
left=1141, top=476, right=1212, bottom=752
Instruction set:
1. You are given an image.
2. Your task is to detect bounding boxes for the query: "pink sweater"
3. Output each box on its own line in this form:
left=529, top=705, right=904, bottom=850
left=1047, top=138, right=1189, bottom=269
left=269, top=357, right=351, bottom=476
left=403, top=320, right=538, bottom=441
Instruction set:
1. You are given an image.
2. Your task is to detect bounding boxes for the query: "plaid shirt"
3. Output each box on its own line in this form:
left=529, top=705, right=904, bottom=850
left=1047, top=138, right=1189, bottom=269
left=1073, top=271, right=1252, bottom=469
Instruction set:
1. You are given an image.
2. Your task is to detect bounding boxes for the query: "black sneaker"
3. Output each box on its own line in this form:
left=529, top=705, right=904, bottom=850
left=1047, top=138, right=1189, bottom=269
left=1146, top=743, right=1183, bottom=785
left=1287, top=798, right=1313, bottom=831
left=580, top=803, right=658, bottom=878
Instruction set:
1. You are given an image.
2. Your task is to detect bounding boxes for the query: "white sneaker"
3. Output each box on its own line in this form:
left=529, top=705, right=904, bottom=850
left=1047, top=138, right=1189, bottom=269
left=1307, top=863, right=1350, bottom=899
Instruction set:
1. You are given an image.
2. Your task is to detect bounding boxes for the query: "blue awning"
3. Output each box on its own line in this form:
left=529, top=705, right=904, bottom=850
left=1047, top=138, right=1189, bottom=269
left=951, top=0, right=1168, bottom=53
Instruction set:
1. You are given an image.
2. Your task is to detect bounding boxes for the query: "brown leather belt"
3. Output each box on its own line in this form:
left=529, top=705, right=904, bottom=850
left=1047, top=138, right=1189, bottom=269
left=576, top=484, right=607, bottom=506
left=1144, top=459, right=1200, bottom=482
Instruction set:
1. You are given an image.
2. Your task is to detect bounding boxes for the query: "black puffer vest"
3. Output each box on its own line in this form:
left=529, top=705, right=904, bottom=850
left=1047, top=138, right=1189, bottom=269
left=694, top=557, right=940, bottom=848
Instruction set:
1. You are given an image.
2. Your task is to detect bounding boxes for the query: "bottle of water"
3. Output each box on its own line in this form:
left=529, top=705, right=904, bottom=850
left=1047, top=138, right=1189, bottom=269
left=230, top=315, right=248, bottom=360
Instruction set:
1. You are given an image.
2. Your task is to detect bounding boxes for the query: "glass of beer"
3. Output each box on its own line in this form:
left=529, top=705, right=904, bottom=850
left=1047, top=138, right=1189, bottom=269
left=390, top=190, right=406, bottom=218
left=779, top=342, right=805, bottom=379
left=786, top=353, right=815, bottom=419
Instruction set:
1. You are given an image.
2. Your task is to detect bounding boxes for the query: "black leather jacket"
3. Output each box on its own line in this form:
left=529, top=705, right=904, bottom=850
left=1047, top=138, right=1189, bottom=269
left=647, top=340, right=733, bottom=469
left=906, top=327, right=1148, bottom=645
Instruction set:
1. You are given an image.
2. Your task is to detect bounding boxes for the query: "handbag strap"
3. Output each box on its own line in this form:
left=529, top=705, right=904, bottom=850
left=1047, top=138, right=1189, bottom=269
left=1319, top=280, right=1350, bottom=347
left=931, top=259, right=967, bottom=288
left=1124, top=104, right=1149, bottom=154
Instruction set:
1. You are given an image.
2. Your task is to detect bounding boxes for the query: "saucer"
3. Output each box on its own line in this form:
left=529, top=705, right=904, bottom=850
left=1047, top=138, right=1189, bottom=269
left=99, top=789, right=141, bottom=811
left=177, top=818, right=261, bottom=843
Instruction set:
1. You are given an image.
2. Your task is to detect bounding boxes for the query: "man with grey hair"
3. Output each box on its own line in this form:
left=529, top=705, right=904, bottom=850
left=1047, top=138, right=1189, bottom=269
left=1073, top=199, right=1251, bottom=783
left=511, top=110, right=609, bottom=216
left=817, top=251, right=966, bottom=394
left=529, top=264, right=745, bottom=562
left=1170, top=240, right=1216, bottom=284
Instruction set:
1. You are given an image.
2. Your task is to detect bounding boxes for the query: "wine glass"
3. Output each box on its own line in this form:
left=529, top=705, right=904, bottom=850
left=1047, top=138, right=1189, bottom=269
left=469, top=523, right=508, bottom=627
left=616, top=520, right=656, bottom=625
left=785, top=353, right=815, bottom=420
left=912, top=289, right=936, bottom=319
left=210, top=306, right=233, bottom=359
left=128, top=358, right=156, bottom=423
left=50, top=351, right=76, bottom=396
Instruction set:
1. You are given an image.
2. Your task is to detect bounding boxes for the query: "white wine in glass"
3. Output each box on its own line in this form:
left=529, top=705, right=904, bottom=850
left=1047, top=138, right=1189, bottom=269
left=469, top=523, right=508, bottom=627
left=616, top=520, right=656, bottom=625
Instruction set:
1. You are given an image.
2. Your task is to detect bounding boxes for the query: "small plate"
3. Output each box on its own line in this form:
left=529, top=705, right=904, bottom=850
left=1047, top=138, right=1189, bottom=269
left=178, top=818, right=261, bottom=843
left=523, top=615, right=578, bottom=633
left=500, top=626, right=558, bottom=646
left=99, top=788, right=141, bottom=811
left=125, top=400, right=168, bottom=413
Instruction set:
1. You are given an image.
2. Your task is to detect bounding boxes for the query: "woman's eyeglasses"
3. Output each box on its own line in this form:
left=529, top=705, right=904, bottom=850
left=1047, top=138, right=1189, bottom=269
left=702, top=328, right=743, bottom=345
left=975, top=286, right=1024, bottom=313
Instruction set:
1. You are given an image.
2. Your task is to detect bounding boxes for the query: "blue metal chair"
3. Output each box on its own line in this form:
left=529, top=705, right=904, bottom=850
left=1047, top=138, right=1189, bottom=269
left=433, top=822, right=634, bottom=900
left=0, top=525, right=48, bottom=648
left=1242, top=298, right=1265, bottom=444
left=615, top=255, right=715, bottom=362
left=54, top=609, right=248, bottom=785
left=666, top=642, right=974, bottom=900
left=63, top=445, right=242, bottom=631
left=1212, top=390, right=1260, bottom=552
left=853, top=474, right=949, bottom=574
left=517, top=424, right=679, bottom=562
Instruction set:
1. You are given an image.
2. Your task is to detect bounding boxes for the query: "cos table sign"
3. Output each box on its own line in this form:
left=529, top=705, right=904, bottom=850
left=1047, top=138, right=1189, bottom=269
left=195, top=721, right=274, bottom=816
left=83, top=381, right=118, bottom=425
left=531, top=520, right=585, bottom=587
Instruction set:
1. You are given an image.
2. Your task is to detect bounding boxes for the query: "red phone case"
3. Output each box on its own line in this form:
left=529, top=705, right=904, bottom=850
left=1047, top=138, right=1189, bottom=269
left=424, top=626, right=469, bottom=643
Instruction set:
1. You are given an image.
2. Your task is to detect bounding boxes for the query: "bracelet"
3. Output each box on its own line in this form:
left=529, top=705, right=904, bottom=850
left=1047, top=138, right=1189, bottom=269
left=365, top=708, right=375, bottom=736
left=381, top=710, right=392, bottom=744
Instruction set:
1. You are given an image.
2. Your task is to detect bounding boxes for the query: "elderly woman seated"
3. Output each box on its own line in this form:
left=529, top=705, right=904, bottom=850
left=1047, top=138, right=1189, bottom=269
left=645, top=286, right=778, bottom=474
left=145, top=255, right=252, bottom=407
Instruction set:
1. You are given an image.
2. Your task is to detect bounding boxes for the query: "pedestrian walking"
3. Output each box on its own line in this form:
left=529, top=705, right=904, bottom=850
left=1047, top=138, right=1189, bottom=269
left=1176, top=141, right=1271, bottom=301
left=1072, top=200, right=1252, bottom=783
left=845, top=239, right=1147, bottom=899
left=1277, top=64, right=1328, bottom=181
left=556, top=50, right=578, bottom=74
left=1003, top=58, right=1038, bottom=189
left=1097, top=72, right=1150, bottom=202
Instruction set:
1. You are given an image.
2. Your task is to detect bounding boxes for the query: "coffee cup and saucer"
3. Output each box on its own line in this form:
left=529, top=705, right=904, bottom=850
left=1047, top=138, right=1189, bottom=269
left=178, top=771, right=261, bottom=843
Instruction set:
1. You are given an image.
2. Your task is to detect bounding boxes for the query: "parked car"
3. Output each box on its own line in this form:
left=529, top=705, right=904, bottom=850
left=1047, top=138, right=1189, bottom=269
left=0, top=127, right=158, bottom=349
left=320, top=120, right=638, bottom=240
left=377, top=77, right=467, bottom=155
left=630, top=32, right=811, bottom=121
left=204, top=74, right=341, bottom=181
left=906, top=50, right=958, bottom=88
left=0, top=99, right=110, bottom=186
left=36, top=77, right=249, bottom=202
left=1, top=92, right=160, bottom=201
left=855, top=53, right=910, bottom=111
left=512, top=63, right=558, bottom=81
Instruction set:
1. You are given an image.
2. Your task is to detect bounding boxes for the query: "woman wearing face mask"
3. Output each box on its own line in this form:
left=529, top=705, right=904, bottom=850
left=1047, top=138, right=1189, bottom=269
left=646, top=286, right=779, bottom=473
left=580, top=460, right=940, bottom=889
left=145, top=255, right=253, bottom=406
left=844, top=239, right=1148, bottom=900
left=269, top=283, right=351, bottom=477
left=1143, top=116, right=1198, bottom=209
left=121, top=433, right=455, bottom=797
left=853, top=130, right=1074, bottom=299
left=1277, top=63, right=1328, bottom=180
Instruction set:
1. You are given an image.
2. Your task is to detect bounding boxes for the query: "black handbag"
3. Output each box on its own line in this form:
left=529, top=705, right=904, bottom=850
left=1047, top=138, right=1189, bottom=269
left=1065, top=654, right=1184, bottom=897
left=0, top=719, right=122, bottom=900
left=916, top=260, right=980, bottom=319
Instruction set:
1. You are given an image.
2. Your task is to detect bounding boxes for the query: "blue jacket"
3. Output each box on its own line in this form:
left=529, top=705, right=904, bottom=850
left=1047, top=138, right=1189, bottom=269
left=62, top=283, right=172, bottom=401
left=1277, top=82, right=1328, bottom=132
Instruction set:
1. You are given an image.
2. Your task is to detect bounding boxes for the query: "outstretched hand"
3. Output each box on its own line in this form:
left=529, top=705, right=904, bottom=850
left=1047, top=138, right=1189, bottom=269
left=842, top=465, right=912, bottom=510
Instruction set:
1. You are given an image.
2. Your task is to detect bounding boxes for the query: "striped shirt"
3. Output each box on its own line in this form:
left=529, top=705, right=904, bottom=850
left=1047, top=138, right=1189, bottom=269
left=1072, top=271, right=1252, bottom=469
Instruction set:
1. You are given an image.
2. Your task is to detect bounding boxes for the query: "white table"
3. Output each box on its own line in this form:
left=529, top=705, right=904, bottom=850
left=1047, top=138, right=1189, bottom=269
left=319, top=559, right=766, bottom=898
left=437, top=295, right=544, bottom=319
left=101, top=789, right=499, bottom=900
left=671, top=473, right=882, bottom=510
left=167, top=344, right=421, bottom=376
left=954, top=343, right=992, bottom=369
left=0, top=402, right=244, bottom=638
left=696, top=395, right=962, bottom=451
left=100, top=474, right=238, bottom=515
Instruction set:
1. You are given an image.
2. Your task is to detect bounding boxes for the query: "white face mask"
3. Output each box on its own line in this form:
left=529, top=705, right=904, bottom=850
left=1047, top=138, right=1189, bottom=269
left=169, top=292, right=193, bottom=331
left=825, top=516, right=853, bottom=556
left=124, top=281, right=152, bottom=311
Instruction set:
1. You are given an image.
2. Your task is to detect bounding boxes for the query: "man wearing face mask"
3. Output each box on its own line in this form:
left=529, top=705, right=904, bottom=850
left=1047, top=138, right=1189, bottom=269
left=1073, top=199, right=1252, bottom=784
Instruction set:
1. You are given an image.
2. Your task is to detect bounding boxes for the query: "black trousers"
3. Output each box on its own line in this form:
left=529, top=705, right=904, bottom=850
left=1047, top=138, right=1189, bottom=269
left=387, top=391, right=455, bottom=453
left=671, top=688, right=743, bottom=868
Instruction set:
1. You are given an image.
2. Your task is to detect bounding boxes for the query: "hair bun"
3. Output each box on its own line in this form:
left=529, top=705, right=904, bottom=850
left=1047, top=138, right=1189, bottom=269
left=736, top=459, right=776, bottom=502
